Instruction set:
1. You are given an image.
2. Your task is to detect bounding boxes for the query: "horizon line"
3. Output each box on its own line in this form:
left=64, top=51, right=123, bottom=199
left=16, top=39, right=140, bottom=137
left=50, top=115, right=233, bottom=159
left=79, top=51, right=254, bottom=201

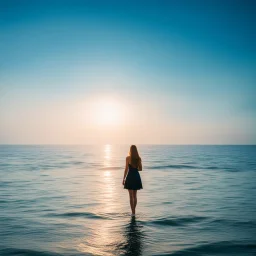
left=0, top=144, right=255, bottom=146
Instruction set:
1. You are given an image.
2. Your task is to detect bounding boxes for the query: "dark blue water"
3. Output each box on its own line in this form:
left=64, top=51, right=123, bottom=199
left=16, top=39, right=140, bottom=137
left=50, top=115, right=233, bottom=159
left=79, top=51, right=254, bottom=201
left=0, top=145, right=256, bottom=255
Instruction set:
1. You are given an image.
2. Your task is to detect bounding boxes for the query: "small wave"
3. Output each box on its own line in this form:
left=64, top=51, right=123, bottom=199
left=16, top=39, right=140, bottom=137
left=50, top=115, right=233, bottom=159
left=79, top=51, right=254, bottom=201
left=208, top=218, right=256, bottom=228
left=0, top=248, right=62, bottom=256
left=162, top=201, right=173, bottom=205
left=149, top=164, right=199, bottom=170
left=0, top=181, right=14, bottom=188
left=148, top=164, right=223, bottom=170
left=0, top=163, right=13, bottom=167
left=147, top=216, right=208, bottom=226
left=205, top=166, right=220, bottom=170
left=99, top=166, right=121, bottom=170
left=0, top=199, right=9, bottom=204
left=155, top=241, right=256, bottom=255
left=46, top=211, right=110, bottom=219
left=61, top=161, right=84, bottom=165
left=223, top=167, right=241, bottom=172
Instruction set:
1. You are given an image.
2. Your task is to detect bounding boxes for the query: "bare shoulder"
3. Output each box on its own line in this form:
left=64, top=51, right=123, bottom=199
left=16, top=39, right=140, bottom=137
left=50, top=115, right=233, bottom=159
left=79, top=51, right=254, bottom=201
left=126, top=156, right=130, bottom=162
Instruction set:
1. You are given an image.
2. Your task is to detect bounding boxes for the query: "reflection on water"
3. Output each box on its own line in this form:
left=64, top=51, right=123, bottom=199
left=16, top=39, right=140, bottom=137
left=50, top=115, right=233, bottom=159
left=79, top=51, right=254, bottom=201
left=121, top=216, right=144, bottom=256
left=77, top=216, right=144, bottom=256
left=77, top=220, right=121, bottom=256
left=102, top=144, right=116, bottom=212
left=104, top=144, right=112, bottom=166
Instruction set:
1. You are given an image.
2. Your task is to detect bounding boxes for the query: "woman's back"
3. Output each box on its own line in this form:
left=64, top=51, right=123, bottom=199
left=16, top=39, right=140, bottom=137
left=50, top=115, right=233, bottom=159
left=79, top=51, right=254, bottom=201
left=128, top=156, right=142, bottom=171
left=128, top=162, right=139, bottom=171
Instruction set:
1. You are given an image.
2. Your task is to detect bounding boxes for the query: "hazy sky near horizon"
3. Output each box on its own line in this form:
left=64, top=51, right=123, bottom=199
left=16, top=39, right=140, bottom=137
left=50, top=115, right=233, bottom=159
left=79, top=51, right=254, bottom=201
left=0, top=0, right=255, bottom=144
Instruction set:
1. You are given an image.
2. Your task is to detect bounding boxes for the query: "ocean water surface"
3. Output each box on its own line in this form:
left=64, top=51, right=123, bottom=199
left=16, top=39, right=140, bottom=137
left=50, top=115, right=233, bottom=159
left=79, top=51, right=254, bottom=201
left=0, top=145, right=256, bottom=256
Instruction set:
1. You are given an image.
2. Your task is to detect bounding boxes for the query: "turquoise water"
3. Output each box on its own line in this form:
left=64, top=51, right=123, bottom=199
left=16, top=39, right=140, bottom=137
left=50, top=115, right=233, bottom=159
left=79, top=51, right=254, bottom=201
left=0, top=145, right=256, bottom=256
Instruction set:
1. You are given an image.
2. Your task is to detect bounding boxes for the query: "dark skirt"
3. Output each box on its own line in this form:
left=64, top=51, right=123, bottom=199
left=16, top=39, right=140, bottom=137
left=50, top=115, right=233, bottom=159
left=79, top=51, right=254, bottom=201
left=124, top=166, right=143, bottom=190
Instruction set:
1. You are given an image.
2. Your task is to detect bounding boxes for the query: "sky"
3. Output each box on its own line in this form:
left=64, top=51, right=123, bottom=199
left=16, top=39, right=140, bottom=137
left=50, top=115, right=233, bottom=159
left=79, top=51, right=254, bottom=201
left=0, top=0, right=255, bottom=144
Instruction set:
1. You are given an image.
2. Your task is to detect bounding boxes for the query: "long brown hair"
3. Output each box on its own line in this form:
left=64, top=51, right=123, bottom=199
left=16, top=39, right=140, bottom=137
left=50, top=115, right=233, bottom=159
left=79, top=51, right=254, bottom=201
left=129, top=145, right=141, bottom=168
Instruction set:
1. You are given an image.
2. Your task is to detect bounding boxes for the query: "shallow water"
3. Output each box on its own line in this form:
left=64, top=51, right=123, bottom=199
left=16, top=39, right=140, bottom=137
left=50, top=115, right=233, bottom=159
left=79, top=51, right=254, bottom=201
left=0, top=145, right=256, bottom=255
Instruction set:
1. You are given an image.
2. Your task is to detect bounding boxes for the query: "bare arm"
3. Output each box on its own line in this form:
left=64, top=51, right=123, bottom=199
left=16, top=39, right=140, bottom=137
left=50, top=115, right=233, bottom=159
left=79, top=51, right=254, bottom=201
left=122, top=157, right=129, bottom=184
left=138, top=158, right=142, bottom=171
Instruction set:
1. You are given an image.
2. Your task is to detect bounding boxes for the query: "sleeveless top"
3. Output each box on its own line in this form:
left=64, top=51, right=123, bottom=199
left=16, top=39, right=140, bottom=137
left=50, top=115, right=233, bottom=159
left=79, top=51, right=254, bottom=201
left=124, top=162, right=143, bottom=190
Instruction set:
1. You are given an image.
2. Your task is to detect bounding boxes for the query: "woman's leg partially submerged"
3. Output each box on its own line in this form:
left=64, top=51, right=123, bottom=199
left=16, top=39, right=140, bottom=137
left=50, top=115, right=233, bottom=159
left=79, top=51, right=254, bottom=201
left=132, top=190, right=137, bottom=214
left=128, top=189, right=135, bottom=214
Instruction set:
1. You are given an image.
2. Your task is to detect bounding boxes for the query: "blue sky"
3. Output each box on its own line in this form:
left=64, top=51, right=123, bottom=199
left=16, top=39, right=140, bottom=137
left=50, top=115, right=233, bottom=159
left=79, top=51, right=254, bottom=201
left=0, top=0, right=255, bottom=144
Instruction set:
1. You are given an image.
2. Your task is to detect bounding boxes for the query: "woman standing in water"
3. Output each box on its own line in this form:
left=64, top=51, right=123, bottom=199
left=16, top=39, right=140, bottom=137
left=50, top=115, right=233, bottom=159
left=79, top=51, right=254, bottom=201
left=123, top=145, right=143, bottom=216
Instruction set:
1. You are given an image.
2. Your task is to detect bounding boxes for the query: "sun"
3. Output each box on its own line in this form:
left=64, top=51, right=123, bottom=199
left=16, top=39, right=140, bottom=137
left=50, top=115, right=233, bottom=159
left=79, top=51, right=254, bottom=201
left=86, top=97, right=126, bottom=126
left=98, top=101, right=120, bottom=125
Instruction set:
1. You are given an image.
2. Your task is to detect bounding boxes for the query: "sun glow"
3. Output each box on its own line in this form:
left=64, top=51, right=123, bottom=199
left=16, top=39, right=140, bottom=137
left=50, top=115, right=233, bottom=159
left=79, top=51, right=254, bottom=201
left=98, top=101, right=120, bottom=125
left=84, top=97, right=127, bottom=127
left=73, top=95, right=131, bottom=143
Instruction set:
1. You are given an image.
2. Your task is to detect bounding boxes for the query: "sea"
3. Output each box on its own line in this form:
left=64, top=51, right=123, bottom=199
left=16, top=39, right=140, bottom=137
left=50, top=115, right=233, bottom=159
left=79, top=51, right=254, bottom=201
left=0, top=145, right=256, bottom=256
